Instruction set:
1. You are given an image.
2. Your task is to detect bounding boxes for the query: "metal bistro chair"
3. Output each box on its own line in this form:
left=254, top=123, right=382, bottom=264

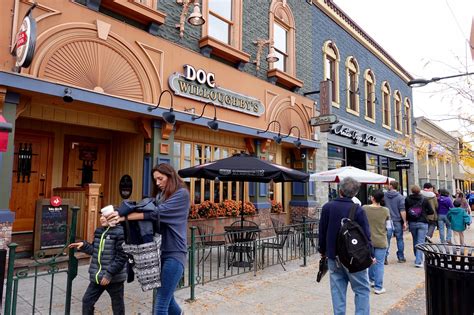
left=196, top=223, right=225, bottom=267
left=261, top=222, right=291, bottom=271
left=294, top=217, right=319, bottom=248
left=225, top=220, right=259, bottom=269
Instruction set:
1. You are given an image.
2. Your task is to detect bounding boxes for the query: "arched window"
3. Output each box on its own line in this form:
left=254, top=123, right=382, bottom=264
left=394, top=91, right=402, bottom=133
left=364, top=69, right=376, bottom=122
left=404, top=98, right=412, bottom=136
left=345, top=56, right=359, bottom=115
left=269, top=0, right=296, bottom=75
left=322, top=41, right=340, bottom=106
left=382, top=81, right=391, bottom=129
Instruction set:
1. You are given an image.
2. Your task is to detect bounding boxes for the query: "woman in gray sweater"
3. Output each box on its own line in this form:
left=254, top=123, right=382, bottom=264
left=107, top=163, right=190, bottom=315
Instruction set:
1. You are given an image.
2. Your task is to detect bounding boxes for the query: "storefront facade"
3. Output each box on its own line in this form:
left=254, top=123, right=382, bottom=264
left=0, top=0, right=321, bottom=251
left=310, top=1, right=415, bottom=204
left=414, top=117, right=457, bottom=194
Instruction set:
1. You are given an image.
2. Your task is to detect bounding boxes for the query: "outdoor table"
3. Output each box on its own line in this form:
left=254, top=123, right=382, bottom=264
left=224, top=225, right=261, bottom=268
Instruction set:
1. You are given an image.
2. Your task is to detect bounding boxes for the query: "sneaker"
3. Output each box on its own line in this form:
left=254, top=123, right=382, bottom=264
left=370, top=281, right=375, bottom=287
left=415, top=263, right=423, bottom=268
left=374, top=288, right=386, bottom=295
left=425, top=236, right=433, bottom=243
left=397, top=258, right=406, bottom=263
left=384, top=258, right=388, bottom=265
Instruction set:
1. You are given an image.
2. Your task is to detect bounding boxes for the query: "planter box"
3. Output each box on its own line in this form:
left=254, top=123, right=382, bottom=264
left=187, top=213, right=288, bottom=243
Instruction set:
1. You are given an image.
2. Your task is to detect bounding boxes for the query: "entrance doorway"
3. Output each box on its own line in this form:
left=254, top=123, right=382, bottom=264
left=346, top=148, right=368, bottom=205
left=62, top=136, right=110, bottom=207
left=10, top=130, right=53, bottom=232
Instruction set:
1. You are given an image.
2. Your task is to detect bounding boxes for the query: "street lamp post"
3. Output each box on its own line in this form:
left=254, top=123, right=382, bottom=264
left=407, top=71, right=474, bottom=87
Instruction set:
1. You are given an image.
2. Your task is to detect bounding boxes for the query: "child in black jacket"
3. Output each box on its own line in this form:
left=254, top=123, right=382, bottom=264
left=68, top=216, right=128, bottom=315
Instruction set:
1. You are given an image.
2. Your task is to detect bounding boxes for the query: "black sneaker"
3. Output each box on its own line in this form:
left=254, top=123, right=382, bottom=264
left=398, top=258, right=406, bottom=263
left=384, top=258, right=388, bottom=265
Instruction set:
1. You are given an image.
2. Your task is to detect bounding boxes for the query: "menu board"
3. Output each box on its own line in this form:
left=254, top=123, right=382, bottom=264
left=34, top=199, right=72, bottom=255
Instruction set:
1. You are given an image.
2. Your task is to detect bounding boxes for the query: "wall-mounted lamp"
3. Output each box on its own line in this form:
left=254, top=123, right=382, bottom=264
left=63, top=88, right=73, bottom=103
left=192, top=101, right=219, bottom=131
left=257, top=120, right=283, bottom=144
left=252, top=39, right=279, bottom=71
left=147, top=90, right=176, bottom=125
left=281, top=126, right=302, bottom=148
left=176, top=0, right=205, bottom=38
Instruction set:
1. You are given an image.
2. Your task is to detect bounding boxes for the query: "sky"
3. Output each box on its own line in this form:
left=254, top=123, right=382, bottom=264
left=334, top=0, right=474, bottom=136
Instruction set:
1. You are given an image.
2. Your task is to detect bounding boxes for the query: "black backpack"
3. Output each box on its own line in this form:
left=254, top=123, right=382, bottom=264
left=336, top=204, right=373, bottom=273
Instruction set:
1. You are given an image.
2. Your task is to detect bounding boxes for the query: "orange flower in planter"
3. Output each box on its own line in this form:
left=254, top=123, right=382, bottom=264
left=243, top=201, right=257, bottom=215
left=189, top=204, right=200, bottom=219
left=198, top=200, right=220, bottom=219
left=270, top=200, right=283, bottom=214
left=221, top=199, right=240, bottom=217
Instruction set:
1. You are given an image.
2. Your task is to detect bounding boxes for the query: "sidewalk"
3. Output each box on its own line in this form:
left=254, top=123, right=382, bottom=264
left=10, top=224, right=474, bottom=314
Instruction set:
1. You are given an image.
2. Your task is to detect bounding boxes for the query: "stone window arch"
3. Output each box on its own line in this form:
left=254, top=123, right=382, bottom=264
left=382, top=81, right=391, bottom=129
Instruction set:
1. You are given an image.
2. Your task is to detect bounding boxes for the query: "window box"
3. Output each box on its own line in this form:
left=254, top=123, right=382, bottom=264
left=101, top=0, right=166, bottom=25
left=199, top=36, right=250, bottom=65
left=267, top=68, right=303, bottom=90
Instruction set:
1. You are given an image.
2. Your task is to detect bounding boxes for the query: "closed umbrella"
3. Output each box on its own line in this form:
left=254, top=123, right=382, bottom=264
left=178, top=153, right=309, bottom=222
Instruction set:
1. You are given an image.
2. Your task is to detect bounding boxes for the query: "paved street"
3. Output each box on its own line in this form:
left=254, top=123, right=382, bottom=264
left=7, top=224, right=474, bottom=314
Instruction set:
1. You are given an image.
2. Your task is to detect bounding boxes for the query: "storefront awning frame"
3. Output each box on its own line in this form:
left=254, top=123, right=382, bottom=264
left=0, top=71, right=319, bottom=149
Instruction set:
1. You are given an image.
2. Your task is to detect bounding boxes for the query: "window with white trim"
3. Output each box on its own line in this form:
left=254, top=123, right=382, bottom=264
left=323, top=41, right=340, bottom=105
left=382, top=81, right=391, bottom=128
left=394, top=91, right=402, bottom=133
left=364, top=70, right=376, bottom=121
left=346, top=57, right=359, bottom=114
left=208, top=0, right=233, bottom=45
left=269, top=0, right=296, bottom=76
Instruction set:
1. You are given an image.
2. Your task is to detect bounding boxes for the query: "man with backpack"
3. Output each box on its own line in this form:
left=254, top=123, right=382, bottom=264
left=319, top=177, right=373, bottom=315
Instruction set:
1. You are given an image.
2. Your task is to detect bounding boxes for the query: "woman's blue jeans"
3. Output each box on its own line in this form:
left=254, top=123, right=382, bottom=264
left=408, top=222, right=428, bottom=265
left=438, top=214, right=452, bottom=243
left=369, top=247, right=387, bottom=290
left=154, top=257, right=184, bottom=315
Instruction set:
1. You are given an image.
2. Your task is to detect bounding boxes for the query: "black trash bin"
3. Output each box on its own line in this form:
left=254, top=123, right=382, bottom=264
left=417, top=243, right=474, bottom=315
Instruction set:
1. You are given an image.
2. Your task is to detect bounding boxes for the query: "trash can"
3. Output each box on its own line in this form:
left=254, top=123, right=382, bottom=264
left=417, top=243, right=474, bottom=315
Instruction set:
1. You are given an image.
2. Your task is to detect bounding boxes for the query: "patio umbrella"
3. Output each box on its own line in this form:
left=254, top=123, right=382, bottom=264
left=310, top=166, right=395, bottom=184
left=178, top=153, right=309, bottom=222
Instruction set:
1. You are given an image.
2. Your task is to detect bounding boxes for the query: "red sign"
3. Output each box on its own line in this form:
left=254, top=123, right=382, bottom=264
left=0, top=115, right=9, bottom=152
left=50, top=196, right=62, bottom=207
left=15, top=15, right=36, bottom=68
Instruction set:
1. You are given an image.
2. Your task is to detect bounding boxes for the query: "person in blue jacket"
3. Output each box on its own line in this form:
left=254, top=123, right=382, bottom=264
left=318, top=177, right=372, bottom=315
left=107, top=163, right=190, bottom=315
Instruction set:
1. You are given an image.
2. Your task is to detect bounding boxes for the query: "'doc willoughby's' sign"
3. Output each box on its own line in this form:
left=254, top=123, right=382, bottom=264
left=169, top=64, right=265, bottom=116
left=331, top=124, right=378, bottom=146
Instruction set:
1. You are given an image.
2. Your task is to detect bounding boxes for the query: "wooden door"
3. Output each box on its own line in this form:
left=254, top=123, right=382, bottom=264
left=10, top=131, right=53, bottom=232
left=62, top=136, right=110, bottom=207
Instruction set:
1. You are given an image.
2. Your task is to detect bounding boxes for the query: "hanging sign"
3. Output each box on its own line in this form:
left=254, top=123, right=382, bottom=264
left=169, top=64, right=265, bottom=116
left=395, top=161, right=411, bottom=169
left=14, top=9, right=37, bottom=68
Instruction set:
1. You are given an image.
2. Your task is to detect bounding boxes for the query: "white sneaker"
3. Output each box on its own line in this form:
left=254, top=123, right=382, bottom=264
left=374, top=288, right=386, bottom=295
left=369, top=281, right=375, bottom=288
left=415, top=263, right=423, bottom=268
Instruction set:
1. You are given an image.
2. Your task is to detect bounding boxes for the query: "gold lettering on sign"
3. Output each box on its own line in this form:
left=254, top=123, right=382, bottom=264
left=384, top=140, right=408, bottom=157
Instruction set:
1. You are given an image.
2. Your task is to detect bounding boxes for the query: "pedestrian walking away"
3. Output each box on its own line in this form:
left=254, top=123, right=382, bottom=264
left=448, top=200, right=472, bottom=245
left=437, top=189, right=453, bottom=243
left=319, top=177, right=373, bottom=315
left=384, top=181, right=406, bottom=263
left=405, top=185, right=434, bottom=267
left=106, top=163, right=190, bottom=315
left=68, top=215, right=128, bottom=315
left=421, top=183, right=438, bottom=242
left=363, top=189, right=390, bottom=294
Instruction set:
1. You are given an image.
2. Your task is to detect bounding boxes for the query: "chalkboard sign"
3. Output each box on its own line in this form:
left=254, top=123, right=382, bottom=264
left=34, top=199, right=73, bottom=255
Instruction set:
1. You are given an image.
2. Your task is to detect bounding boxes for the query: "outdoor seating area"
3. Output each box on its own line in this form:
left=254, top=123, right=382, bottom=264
left=189, top=218, right=320, bottom=286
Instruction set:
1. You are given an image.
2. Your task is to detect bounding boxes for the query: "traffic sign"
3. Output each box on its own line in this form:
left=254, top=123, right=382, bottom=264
left=309, top=114, right=338, bottom=126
